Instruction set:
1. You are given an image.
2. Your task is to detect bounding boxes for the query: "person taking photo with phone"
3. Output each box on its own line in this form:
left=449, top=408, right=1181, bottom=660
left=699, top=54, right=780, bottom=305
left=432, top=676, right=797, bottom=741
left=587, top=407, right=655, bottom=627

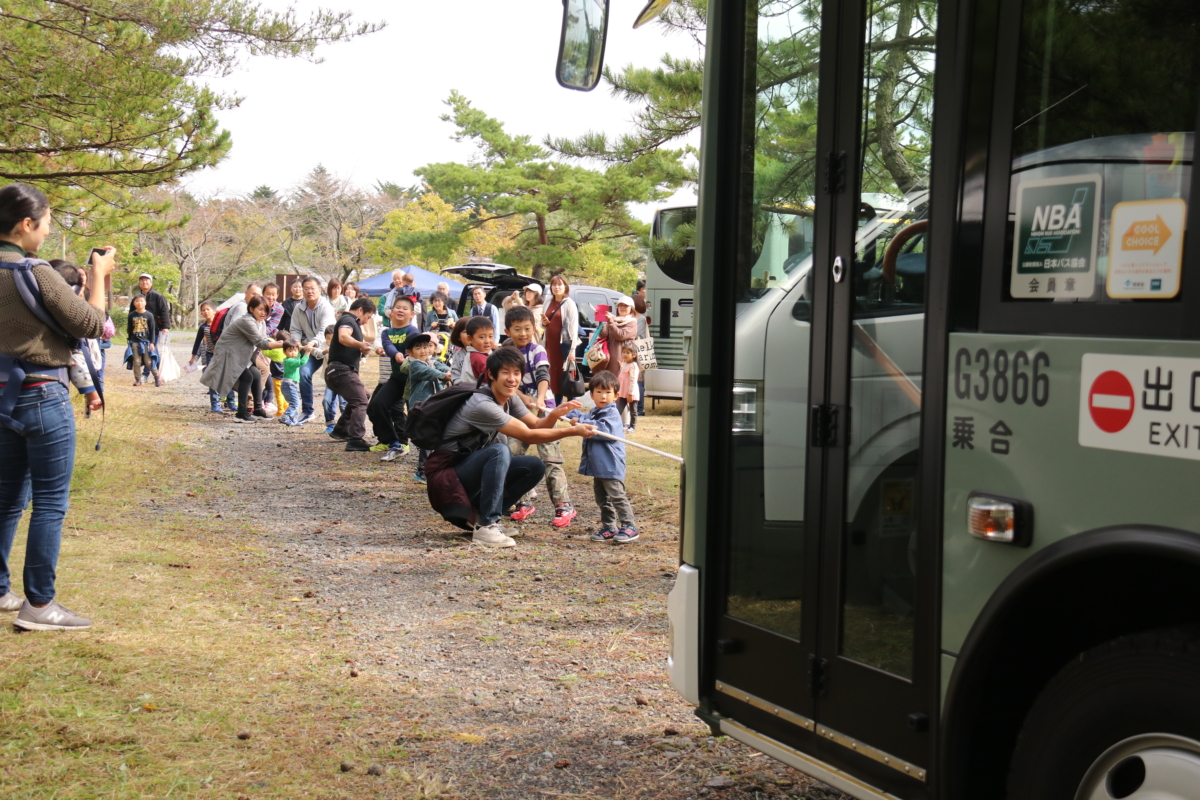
left=0, top=182, right=113, bottom=631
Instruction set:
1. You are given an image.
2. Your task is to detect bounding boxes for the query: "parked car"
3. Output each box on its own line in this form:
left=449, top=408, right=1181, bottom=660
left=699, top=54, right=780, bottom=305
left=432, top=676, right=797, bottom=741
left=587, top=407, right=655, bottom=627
left=440, top=263, right=626, bottom=378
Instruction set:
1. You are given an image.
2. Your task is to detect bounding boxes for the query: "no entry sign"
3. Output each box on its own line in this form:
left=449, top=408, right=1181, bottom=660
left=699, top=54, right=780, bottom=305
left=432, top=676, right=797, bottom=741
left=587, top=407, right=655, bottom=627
left=1088, top=370, right=1135, bottom=433
left=1079, top=353, right=1200, bottom=461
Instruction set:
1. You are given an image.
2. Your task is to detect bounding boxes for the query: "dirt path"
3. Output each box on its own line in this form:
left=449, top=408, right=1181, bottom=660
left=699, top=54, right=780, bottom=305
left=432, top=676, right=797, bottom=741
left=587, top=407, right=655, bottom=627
left=155, top=335, right=842, bottom=800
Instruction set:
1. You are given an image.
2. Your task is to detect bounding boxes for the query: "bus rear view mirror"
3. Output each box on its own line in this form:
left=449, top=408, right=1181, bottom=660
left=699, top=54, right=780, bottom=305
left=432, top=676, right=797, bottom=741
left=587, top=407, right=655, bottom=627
left=557, top=0, right=610, bottom=92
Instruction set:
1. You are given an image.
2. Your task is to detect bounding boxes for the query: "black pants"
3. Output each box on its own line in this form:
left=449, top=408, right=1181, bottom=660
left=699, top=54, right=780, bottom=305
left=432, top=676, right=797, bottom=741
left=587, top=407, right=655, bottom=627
left=236, top=367, right=262, bottom=414
left=617, top=397, right=637, bottom=429
left=263, top=359, right=283, bottom=405
left=325, top=363, right=369, bottom=441
left=367, top=377, right=408, bottom=446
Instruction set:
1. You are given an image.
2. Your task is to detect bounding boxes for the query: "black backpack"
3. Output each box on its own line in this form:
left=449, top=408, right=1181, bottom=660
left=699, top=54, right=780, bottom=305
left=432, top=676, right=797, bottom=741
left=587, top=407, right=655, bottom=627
left=405, top=385, right=493, bottom=451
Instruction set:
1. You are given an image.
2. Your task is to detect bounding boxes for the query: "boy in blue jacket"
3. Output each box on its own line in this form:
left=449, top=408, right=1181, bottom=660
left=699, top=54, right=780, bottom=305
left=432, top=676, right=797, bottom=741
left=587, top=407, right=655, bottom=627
left=579, top=371, right=638, bottom=543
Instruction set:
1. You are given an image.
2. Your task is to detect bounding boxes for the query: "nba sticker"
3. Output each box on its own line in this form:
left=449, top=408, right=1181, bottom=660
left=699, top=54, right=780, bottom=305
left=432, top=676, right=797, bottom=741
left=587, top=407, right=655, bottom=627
left=1079, top=353, right=1200, bottom=460
left=1106, top=199, right=1186, bottom=299
left=1011, top=174, right=1101, bottom=300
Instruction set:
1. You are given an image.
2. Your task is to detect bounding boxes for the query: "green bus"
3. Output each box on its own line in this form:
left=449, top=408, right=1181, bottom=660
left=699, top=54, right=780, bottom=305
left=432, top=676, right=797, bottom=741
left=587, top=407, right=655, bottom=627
left=559, top=0, right=1200, bottom=797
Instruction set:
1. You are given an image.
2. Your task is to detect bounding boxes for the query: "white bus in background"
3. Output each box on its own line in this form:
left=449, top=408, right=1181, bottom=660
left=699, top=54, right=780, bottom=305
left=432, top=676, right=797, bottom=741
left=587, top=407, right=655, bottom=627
left=644, top=205, right=696, bottom=403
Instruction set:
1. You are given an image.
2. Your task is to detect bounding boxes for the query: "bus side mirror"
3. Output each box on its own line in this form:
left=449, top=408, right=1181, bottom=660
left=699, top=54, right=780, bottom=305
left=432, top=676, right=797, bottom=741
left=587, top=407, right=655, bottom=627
left=557, top=0, right=610, bottom=92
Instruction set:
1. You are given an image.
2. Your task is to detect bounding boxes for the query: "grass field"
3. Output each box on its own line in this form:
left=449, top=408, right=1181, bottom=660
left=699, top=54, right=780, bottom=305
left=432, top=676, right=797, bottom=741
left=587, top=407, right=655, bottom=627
left=0, top=383, right=696, bottom=799
left=0, top=389, right=450, bottom=799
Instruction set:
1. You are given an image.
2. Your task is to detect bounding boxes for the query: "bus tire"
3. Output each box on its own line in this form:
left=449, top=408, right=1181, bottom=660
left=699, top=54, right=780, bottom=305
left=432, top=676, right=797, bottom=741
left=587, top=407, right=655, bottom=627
left=1006, top=627, right=1200, bottom=800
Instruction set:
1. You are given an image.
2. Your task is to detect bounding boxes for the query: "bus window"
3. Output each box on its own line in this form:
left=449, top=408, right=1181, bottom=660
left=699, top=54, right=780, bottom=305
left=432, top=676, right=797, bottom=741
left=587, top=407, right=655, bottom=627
left=1004, top=0, right=1198, bottom=304
left=837, top=0, right=937, bottom=681
left=650, top=206, right=697, bottom=285
left=724, top=0, right=824, bottom=639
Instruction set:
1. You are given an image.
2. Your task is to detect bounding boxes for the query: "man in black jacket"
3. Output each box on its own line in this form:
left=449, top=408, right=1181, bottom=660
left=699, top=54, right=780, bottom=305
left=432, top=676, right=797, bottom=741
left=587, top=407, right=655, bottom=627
left=137, top=273, right=170, bottom=333
left=136, top=273, right=170, bottom=380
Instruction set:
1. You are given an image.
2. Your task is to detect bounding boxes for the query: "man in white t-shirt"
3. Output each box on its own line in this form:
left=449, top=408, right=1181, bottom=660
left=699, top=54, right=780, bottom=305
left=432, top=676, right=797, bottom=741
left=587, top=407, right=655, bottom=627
left=437, top=346, right=594, bottom=547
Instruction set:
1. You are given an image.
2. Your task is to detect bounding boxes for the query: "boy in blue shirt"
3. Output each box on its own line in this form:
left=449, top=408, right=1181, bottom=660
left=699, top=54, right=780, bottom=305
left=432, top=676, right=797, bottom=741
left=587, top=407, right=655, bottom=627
left=579, top=371, right=638, bottom=543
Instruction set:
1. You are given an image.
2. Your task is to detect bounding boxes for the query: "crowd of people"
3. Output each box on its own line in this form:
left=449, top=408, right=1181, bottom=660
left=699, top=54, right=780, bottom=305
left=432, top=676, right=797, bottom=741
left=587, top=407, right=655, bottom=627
left=185, top=273, right=644, bottom=550
left=0, top=180, right=651, bottom=631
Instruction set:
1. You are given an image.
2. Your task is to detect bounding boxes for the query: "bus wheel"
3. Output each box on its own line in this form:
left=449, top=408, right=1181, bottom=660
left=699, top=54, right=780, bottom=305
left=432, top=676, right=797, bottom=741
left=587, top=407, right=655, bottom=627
left=1006, top=627, right=1200, bottom=800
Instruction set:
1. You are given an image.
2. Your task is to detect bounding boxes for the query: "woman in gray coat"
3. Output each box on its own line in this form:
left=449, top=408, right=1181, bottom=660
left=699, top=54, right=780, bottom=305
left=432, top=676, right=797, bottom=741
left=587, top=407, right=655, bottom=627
left=201, top=296, right=287, bottom=423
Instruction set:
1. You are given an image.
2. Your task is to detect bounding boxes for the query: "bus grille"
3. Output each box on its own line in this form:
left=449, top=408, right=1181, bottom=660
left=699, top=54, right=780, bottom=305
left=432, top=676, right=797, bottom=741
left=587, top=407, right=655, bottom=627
left=654, top=335, right=687, bottom=371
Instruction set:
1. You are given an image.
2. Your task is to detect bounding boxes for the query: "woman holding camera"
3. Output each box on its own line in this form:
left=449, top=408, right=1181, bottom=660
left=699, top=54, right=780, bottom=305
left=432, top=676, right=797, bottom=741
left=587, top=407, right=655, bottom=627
left=200, top=295, right=289, bottom=423
left=0, top=183, right=113, bottom=631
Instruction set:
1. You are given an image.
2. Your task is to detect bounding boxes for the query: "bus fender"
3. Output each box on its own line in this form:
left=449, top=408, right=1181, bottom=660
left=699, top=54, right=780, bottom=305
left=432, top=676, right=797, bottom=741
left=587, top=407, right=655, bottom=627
left=940, top=524, right=1200, bottom=800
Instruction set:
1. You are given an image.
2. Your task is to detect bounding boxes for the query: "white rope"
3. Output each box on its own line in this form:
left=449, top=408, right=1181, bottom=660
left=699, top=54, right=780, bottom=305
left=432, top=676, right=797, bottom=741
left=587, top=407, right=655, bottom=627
left=589, top=429, right=684, bottom=464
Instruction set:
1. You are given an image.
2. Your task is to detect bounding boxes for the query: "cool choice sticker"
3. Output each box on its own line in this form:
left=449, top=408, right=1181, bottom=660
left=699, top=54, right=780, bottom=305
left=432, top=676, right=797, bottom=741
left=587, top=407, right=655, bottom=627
left=1106, top=198, right=1186, bottom=299
left=1079, top=353, right=1200, bottom=460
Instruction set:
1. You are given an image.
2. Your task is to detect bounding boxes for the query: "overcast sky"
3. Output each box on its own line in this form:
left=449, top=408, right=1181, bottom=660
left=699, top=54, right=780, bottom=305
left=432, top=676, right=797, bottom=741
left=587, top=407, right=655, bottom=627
left=186, top=0, right=699, bottom=218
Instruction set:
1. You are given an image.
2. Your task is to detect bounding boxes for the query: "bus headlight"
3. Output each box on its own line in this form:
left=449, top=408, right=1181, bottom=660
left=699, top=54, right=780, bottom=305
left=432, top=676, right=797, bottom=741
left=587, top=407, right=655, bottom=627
left=732, top=381, right=763, bottom=434
left=967, top=492, right=1033, bottom=547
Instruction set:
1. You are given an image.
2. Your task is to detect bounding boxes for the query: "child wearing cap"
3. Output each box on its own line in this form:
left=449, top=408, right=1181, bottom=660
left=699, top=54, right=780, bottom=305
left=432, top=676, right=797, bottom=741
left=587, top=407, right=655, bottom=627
left=397, top=332, right=451, bottom=479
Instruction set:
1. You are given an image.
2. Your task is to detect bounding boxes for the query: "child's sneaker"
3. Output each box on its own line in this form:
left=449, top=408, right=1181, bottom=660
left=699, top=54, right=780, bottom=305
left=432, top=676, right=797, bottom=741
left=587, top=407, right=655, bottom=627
left=369, top=442, right=391, bottom=453
left=380, top=446, right=405, bottom=462
left=590, top=528, right=616, bottom=543
left=224, top=399, right=238, bottom=412
left=413, top=470, right=427, bottom=484
left=552, top=502, right=577, bottom=529
left=324, top=424, right=335, bottom=435
left=509, top=501, right=536, bottom=521
left=614, top=526, right=640, bottom=544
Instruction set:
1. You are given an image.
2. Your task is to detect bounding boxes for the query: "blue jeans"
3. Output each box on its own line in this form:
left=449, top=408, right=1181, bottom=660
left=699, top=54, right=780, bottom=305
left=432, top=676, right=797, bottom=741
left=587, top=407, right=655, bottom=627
left=323, top=387, right=346, bottom=424
left=637, top=379, right=645, bottom=415
left=202, top=354, right=236, bottom=408
left=454, top=441, right=545, bottom=526
left=299, top=355, right=324, bottom=415
left=281, top=380, right=301, bottom=423
left=0, top=383, right=76, bottom=604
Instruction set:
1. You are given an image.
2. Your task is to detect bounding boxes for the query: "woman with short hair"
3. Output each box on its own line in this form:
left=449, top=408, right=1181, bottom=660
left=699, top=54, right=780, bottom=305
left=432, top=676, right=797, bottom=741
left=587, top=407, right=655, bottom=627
left=328, top=278, right=349, bottom=313
left=201, top=295, right=288, bottom=423
left=0, top=183, right=113, bottom=631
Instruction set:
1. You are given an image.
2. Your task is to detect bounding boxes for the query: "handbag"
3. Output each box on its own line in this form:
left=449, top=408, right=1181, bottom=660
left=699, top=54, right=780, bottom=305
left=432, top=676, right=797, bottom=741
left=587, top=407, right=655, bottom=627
left=632, top=337, right=657, bottom=370
left=584, top=326, right=609, bottom=371
left=560, top=361, right=586, bottom=399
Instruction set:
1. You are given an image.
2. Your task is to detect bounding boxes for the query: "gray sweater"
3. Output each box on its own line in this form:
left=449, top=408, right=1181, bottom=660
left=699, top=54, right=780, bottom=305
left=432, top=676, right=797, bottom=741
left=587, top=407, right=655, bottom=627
left=289, top=298, right=336, bottom=351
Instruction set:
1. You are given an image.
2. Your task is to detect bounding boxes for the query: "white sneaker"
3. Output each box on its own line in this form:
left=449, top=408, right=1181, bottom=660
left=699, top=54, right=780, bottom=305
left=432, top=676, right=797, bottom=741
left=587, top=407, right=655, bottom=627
left=13, top=600, right=92, bottom=631
left=0, top=591, right=23, bottom=612
left=472, top=523, right=516, bottom=548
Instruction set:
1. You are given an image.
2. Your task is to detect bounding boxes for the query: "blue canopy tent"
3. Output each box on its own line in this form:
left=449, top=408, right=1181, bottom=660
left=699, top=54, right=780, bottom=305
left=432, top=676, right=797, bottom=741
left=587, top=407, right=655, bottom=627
left=355, top=265, right=463, bottom=300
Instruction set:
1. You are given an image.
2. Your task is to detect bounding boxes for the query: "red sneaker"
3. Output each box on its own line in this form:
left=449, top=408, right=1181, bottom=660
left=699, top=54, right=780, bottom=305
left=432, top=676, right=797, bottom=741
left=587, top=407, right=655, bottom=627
left=509, top=501, right=536, bottom=521
left=552, top=503, right=577, bottom=529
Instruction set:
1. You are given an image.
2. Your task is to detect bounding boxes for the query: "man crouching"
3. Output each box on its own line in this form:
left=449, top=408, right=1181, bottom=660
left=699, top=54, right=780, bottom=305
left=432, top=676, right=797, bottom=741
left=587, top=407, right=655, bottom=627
left=429, top=346, right=595, bottom=548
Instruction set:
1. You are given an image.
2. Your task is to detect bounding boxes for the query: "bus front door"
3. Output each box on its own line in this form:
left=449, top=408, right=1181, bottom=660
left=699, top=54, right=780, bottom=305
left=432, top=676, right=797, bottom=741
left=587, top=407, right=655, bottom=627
left=711, top=0, right=939, bottom=794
